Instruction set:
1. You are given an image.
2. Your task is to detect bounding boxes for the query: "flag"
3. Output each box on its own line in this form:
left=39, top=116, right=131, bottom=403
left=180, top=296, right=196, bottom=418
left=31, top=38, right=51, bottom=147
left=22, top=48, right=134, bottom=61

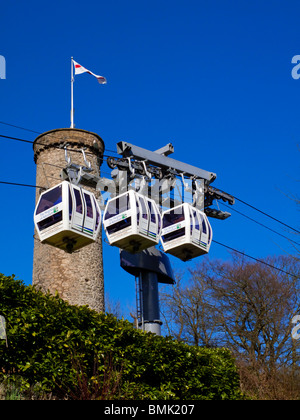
left=73, top=59, right=107, bottom=84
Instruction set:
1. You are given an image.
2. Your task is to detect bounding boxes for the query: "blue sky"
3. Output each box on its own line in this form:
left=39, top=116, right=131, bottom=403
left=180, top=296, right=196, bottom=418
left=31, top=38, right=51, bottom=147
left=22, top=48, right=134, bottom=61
left=0, top=0, right=299, bottom=317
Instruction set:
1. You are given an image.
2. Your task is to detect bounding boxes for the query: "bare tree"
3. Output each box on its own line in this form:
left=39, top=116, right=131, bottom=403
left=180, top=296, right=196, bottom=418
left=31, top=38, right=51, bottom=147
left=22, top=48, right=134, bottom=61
left=160, top=254, right=300, bottom=398
left=203, top=255, right=300, bottom=370
left=105, top=293, right=122, bottom=319
left=160, top=263, right=221, bottom=347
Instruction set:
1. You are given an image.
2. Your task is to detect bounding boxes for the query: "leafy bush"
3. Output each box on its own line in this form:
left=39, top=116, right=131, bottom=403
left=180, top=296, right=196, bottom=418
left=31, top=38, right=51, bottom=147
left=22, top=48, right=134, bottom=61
left=0, top=274, right=244, bottom=399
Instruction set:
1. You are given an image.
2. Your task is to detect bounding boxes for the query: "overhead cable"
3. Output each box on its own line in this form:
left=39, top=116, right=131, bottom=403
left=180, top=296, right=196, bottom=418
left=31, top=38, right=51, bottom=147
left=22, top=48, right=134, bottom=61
left=212, top=240, right=299, bottom=279
left=0, top=126, right=299, bottom=234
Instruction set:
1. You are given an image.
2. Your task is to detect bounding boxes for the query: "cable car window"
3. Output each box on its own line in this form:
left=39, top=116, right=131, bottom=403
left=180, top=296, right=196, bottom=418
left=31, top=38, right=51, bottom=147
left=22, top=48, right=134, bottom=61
left=92, top=196, right=100, bottom=231
left=193, top=211, right=200, bottom=230
left=84, top=193, right=93, bottom=218
left=163, top=208, right=184, bottom=229
left=118, top=194, right=129, bottom=214
left=106, top=217, right=132, bottom=235
left=36, top=185, right=62, bottom=215
left=200, top=213, right=207, bottom=234
left=37, top=211, right=63, bottom=232
left=104, top=195, right=129, bottom=220
left=69, top=187, right=73, bottom=220
left=162, top=227, right=185, bottom=243
left=208, top=223, right=212, bottom=244
left=74, top=189, right=83, bottom=214
left=136, top=197, right=140, bottom=223
left=104, top=199, right=116, bottom=220
left=139, top=197, right=148, bottom=219
left=147, top=201, right=156, bottom=223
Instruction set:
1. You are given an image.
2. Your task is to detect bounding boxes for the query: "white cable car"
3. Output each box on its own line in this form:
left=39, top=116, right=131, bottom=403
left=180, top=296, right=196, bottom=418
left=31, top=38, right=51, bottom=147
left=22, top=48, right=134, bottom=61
left=34, top=181, right=101, bottom=253
left=103, top=190, right=161, bottom=253
left=161, top=203, right=212, bottom=261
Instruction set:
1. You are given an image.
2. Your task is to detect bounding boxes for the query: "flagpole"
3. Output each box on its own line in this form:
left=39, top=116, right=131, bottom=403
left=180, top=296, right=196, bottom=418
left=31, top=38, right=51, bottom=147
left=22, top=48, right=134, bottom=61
left=70, top=57, right=74, bottom=128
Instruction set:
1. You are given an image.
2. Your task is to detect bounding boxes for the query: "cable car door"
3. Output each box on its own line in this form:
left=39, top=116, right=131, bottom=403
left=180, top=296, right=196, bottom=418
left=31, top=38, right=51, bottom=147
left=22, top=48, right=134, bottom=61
left=190, top=208, right=201, bottom=246
left=82, top=191, right=94, bottom=237
left=138, top=196, right=149, bottom=237
left=199, top=211, right=209, bottom=249
left=71, top=185, right=84, bottom=232
left=146, top=199, right=158, bottom=241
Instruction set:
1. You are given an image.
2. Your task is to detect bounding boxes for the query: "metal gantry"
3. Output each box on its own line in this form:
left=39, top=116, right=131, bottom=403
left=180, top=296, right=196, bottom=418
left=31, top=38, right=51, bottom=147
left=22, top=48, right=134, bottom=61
left=105, top=141, right=234, bottom=219
left=34, top=139, right=235, bottom=335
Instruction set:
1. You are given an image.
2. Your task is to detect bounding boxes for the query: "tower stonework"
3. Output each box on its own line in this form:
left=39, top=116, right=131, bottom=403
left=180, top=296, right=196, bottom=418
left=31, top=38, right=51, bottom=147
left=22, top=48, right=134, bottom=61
left=32, top=128, right=105, bottom=312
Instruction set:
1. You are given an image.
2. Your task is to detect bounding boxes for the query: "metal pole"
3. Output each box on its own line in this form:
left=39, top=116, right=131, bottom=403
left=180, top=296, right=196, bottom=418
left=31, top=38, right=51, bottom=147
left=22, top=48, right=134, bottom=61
left=71, top=57, right=74, bottom=128
left=140, top=271, right=162, bottom=335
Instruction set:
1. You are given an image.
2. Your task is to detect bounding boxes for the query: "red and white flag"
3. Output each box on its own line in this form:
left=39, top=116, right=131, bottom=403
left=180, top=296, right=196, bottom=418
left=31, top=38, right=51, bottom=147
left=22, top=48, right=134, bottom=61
left=73, top=59, right=107, bottom=84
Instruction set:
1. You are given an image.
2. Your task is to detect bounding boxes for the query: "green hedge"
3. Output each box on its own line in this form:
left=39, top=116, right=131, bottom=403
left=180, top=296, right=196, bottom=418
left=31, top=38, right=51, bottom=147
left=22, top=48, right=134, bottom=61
left=0, top=274, right=243, bottom=399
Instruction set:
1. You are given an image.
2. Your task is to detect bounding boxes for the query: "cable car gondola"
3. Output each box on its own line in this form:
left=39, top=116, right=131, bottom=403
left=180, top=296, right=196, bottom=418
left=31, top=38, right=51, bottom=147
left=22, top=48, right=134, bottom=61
left=103, top=190, right=161, bottom=253
left=34, top=181, right=101, bottom=253
left=161, top=203, right=212, bottom=261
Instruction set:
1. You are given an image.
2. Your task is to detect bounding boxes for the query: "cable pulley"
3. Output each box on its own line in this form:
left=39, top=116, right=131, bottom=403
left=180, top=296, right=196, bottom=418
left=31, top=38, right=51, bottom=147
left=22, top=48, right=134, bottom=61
left=107, top=156, right=163, bottom=179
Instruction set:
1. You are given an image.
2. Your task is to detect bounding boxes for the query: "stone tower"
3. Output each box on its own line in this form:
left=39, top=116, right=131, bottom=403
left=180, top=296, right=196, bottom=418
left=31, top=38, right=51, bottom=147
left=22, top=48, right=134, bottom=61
left=32, top=128, right=105, bottom=312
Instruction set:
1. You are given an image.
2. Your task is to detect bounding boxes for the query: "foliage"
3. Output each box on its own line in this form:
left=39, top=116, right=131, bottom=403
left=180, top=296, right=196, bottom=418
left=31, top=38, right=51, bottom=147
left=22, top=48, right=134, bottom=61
left=0, top=273, right=243, bottom=400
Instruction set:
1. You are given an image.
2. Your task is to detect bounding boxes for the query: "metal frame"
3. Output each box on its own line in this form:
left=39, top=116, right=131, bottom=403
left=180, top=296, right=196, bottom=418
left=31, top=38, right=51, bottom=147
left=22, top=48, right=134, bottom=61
left=58, top=140, right=235, bottom=336
left=117, top=141, right=217, bottom=183
left=60, top=141, right=235, bottom=218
